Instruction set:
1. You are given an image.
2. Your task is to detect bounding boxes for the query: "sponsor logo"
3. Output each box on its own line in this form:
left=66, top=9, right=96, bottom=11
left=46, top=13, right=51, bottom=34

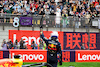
left=9, top=50, right=47, bottom=62
left=9, top=30, right=63, bottom=49
left=76, top=51, right=100, bottom=62
left=13, top=34, right=40, bottom=45
left=78, top=53, right=100, bottom=60
left=12, top=53, right=44, bottom=61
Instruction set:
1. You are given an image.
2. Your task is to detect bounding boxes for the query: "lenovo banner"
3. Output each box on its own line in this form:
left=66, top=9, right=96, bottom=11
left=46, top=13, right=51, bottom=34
left=9, top=30, right=63, bottom=49
left=9, top=30, right=100, bottom=50
left=76, top=50, right=100, bottom=62
left=9, top=49, right=47, bottom=62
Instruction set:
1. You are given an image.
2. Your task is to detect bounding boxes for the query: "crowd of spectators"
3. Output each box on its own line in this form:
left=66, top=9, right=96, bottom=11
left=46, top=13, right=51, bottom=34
left=0, top=0, right=100, bottom=17
left=1, top=38, right=46, bottom=50
left=0, top=0, right=100, bottom=28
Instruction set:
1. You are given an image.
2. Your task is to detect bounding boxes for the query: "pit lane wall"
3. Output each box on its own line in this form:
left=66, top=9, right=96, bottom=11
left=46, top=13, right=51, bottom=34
left=1, top=49, right=100, bottom=62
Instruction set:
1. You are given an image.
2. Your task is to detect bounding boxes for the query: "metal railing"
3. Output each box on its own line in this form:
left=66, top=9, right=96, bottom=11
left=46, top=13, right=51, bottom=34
left=0, top=13, right=99, bottom=31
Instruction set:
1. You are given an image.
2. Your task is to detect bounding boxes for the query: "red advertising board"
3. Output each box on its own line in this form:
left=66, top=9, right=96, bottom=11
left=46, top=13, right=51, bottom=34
left=76, top=50, right=100, bottom=62
left=9, top=49, right=47, bottom=62
left=9, top=30, right=63, bottom=49
left=0, top=51, right=3, bottom=59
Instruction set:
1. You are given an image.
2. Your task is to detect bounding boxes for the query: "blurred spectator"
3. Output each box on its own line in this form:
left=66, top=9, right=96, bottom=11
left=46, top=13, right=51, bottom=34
left=43, top=2, right=49, bottom=10
left=13, top=3, right=21, bottom=11
left=0, top=9, right=4, bottom=13
left=31, top=41, right=38, bottom=49
left=90, top=3, right=95, bottom=12
left=85, top=0, right=89, bottom=9
left=7, top=39, right=13, bottom=49
left=39, top=7, right=45, bottom=15
left=32, top=8, right=38, bottom=15
left=35, top=2, right=39, bottom=9
left=39, top=40, right=44, bottom=49
left=40, top=2, right=44, bottom=8
left=24, top=44, right=27, bottom=49
left=25, top=4, right=30, bottom=13
left=17, top=7, right=24, bottom=14
left=0, top=1, right=3, bottom=7
left=61, top=7, right=68, bottom=28
left=45, top=8, right=50, bottom=18
left=3, top=4, right=11, bottom=13
left=77, top=4, right=82, bottom=14
left=1, top=39, right=9, bottom=50
left=22, top=7, right=27, bottom=15
left=55, top=5, right=61, bottom=27
left=81, top=43, right=85, bottom=50
left=19, top=38, right=25, bottom=49
left=55, top=0, right=59, bottom=5
left=91, top=9, right=97, bottom=18
left=12, top=8, right=19, bottom=14
left=51, top=0, right=55, bottom=3
left=59, top=2, right=63, bottom=12
left=39, top=40, right=46, bottom=50
left=49, top=2, right=56, bottom=14
left=50, top=10, right=55, bottom=15
left=49, top=2, right=54, bottom=12
left=63, top=0, right=69, bottom=5
left=93, top=0, right=99, bottom=7
left=14, top=40, right=20, bottom=49
left=85, top=12, right=90, bottom=25
left=54, top=2, right=57, bottom=12
left=81, top=9, right=86, bottom=17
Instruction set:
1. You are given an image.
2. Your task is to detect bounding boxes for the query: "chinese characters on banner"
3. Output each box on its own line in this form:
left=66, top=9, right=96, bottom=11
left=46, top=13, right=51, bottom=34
left=62, top=50, right=75, bottom=62
left=64, top=32, right=97, bottom=50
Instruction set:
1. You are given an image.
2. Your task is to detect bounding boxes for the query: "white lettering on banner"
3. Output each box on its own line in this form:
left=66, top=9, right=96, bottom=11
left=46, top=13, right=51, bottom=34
left=29, top=37, right=36, bottom=45
left=13, top=34, right=16, bottom=43
left=12, top=53, right=44, bottom=61
left=37, top=37, right=40, bottom=45
left=22, top=36, right=28, bottom=45
left=13, top=34, right=41, bottom=45
left=29, top=54, right=34, bottom=60
left=78, top=53, right=100, bottom=60
left=23, top=54, right=28, bottom=60
left=39, top=54, right=44, bottom=60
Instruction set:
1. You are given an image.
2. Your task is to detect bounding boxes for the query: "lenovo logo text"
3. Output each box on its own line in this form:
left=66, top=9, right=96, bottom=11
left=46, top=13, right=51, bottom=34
left=78, top=53, right=100, bottom=60
left=12, top=53, right=44, bottom=60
